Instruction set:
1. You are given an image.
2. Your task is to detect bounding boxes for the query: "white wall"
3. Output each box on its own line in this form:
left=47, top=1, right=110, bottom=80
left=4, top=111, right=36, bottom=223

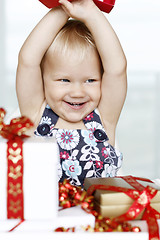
left=0, top=1, right=6, bottom=103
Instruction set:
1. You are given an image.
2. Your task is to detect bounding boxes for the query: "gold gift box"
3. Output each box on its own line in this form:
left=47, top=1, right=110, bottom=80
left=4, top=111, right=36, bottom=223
left=84, top=177, right=160, bottom=219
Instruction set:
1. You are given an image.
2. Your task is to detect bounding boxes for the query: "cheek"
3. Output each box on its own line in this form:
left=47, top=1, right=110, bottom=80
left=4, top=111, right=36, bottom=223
left=44, top=81, right=61, bottom=97
left=47, top=90, right=61, bottom=102
left=92, top=85, right=101, bottom=100
left=96, top=92, right=101, bottom=103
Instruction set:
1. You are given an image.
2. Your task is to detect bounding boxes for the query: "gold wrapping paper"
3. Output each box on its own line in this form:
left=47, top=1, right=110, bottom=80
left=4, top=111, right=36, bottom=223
left=84, top=177, right=160, bottom=219
left=84, top=177, right=160, bottom=205
left=94, top=201, right=160, bottom=219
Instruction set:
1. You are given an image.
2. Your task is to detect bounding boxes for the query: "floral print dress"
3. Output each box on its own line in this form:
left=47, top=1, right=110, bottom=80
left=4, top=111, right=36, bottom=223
left=34, top=105, right=123, bottom=187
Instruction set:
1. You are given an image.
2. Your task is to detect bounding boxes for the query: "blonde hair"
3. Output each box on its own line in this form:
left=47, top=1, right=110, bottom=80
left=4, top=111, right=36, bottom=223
left=41, top=19, right=103, bottom=74
left=46, top=19, right=98, bottom=60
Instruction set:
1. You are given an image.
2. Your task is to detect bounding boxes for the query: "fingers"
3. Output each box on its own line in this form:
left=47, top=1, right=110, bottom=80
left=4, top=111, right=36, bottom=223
left=59, top=0, right=73, bottom=14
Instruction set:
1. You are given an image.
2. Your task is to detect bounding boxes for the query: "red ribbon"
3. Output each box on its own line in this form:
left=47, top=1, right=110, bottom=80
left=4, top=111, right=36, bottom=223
left=87, top=175, right=160, bottom=240
left=59, top=179, right=94, bottom=213
left=0, top=108, right=34, bottom=219
left=57, top=179, right=141, bottom=233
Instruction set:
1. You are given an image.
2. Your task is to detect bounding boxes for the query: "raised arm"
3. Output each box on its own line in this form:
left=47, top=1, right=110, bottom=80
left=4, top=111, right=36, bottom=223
left=59, top=0, right=127, bottom=145
left=16, top=7, right=69, bottom=124
left=86, top=6, right=127, bottom=143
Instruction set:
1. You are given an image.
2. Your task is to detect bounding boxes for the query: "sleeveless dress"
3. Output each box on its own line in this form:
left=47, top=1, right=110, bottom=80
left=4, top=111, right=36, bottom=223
left=34, top=105, right=123, bottom=187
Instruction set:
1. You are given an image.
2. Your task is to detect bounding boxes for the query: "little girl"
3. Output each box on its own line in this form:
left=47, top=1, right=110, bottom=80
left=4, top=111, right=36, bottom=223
left=16, top=0, right=127, bottom=186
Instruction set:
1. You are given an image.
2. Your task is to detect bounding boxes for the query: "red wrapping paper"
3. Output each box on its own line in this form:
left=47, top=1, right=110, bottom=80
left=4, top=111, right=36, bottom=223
left=39, top=0, right=115, bottom=13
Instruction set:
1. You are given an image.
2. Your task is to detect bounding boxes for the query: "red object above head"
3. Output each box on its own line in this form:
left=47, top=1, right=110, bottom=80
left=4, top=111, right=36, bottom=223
left=39, top=0, right=116, bottom=13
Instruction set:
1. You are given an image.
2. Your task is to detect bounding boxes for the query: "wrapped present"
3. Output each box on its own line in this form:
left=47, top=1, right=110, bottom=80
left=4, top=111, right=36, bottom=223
left=0, top=136, right=59, bottom=220
left=84, top=176, right=160, bottom=219
left=0, top=108, right=59, bottom=220
left=39, top=0, right=115, bottom=14
left=84, top=176, right=160, bottom=240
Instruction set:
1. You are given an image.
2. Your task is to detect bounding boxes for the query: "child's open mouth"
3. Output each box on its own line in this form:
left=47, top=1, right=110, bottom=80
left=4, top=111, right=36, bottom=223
left=65, top=101, right=86, bottom=109
left=69, top=102, right=84, bottom=106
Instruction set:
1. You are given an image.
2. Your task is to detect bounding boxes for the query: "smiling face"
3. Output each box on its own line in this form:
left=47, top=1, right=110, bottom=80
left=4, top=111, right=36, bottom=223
left=43, top=48, right=102, bottom=123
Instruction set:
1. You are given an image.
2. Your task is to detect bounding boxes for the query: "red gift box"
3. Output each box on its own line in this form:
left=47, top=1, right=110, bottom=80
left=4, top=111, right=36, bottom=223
left=39, top=0, right=115, bottom=13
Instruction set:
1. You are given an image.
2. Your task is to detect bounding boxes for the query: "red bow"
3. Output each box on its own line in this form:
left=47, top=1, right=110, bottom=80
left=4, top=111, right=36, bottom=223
left=87, top=176, right=160, bottom=240
left=0, top=108, right=33, bottom=140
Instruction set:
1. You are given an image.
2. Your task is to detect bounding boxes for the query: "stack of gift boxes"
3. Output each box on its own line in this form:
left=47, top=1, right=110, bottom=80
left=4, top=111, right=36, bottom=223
left=84, top=177, right=160, bottom=219
left=84, top=176, right=160, bottom=239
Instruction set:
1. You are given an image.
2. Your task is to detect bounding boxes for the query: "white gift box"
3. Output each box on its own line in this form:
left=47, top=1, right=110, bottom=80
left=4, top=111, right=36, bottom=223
left=0, top=136, right=59, bottom=220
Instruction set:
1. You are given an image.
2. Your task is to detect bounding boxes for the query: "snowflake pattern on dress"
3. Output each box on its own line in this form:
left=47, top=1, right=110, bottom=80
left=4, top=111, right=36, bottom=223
left=34, top=105, right=123, bottom=187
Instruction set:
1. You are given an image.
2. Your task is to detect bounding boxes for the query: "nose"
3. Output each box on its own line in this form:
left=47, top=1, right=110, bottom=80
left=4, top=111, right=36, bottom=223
left=69, top=83, right=85, bottom=98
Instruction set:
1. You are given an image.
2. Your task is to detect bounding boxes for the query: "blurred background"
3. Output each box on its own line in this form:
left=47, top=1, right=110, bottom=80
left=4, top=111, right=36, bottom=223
left=0, top=0, right=160, bottom=179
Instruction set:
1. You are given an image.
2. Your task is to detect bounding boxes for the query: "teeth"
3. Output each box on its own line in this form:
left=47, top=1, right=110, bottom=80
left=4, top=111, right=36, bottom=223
left=70, top=103, right=83, bottom=106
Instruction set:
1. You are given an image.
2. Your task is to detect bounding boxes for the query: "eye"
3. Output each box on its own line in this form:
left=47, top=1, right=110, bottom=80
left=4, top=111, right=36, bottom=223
left=60, top=79, right=70, bottom=82
left=86, top=79, right=95, bottom=83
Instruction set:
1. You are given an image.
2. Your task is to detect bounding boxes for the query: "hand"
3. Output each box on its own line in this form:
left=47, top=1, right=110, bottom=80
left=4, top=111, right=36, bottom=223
left=58, top=0, right=98, bottom=22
